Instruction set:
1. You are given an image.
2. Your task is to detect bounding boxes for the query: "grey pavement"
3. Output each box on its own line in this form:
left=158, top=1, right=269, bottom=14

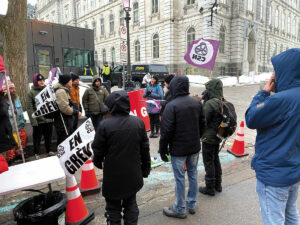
left=1, top=84, right=300, bottom=225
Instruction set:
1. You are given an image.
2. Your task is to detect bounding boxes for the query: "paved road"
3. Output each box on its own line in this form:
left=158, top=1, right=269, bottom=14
left=2, top=83, right=299, bottom=225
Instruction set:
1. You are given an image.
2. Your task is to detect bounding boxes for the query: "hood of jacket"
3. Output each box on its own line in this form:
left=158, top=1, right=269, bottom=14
left=205, top=78, right=223, bottom=100
left=105, top=90, right=130, bottom=115
left=271, top=48, right=300, bottom=92
left=169, top=75, right=190, bottom=98
left=53, top=82, right=70, bottom=93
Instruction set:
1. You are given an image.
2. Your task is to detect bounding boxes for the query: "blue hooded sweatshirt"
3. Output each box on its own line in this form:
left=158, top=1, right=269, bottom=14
left=245, top=48, right=300, bottom=187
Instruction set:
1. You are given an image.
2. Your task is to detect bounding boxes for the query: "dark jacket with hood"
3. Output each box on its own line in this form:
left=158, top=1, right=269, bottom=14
left=92, top=90, right=151, bottom=199
left=245, top=48, right=300, bottom=187
left=159, top=76, right=206, bottom=156
left=201, top=79, right=224, bottom=145
left=0, top=93, right=17, bottom=153
left=26, top=74, right=53, bottom=127
left=82, top=76, right=109, bottom=115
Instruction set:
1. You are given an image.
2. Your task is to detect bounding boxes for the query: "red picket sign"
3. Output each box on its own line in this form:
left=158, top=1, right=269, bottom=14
left=128, top=89, right=150, bottom=131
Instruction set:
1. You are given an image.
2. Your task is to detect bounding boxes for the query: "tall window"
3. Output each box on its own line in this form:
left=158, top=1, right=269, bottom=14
left=153, top=34, right=159, bottom=58
left=109, top=14, right=114, bottom=33
left=120, top=10, right=125, bottom=26
left=273, top=43, right=277, bottom=56
left=298, top=21, right=300, bottom=38
left=135, top=41, right=140, bottom=61
left=187, top=0, right=195, bottom=5
left=102, top=49, right=106, bottom=63
left=83, top=0, right=86, bottom=14
left=219, top=26, right=225, bottom=54
left=111, top=47, right=116, bottom=64
left=100, top=18, right=104, bottom=35
left=76, top=3, right=81, bottom=18
left=259, top=0, right=263, bottom=20
left=85, top=23, right=88, bottom=29
left=288, top=16, right=291, bottom=33
left=275, top=9, right=279, bottom=28
left=152, top=0, right=158, bottom=14
left=92, top=21, right=96, bottom=37
left=187, top=27, right=195, bottom=50
left=91, top=0, right=95, bottom=8
left=133, top=2, right=139, bottom=23
left=247, top=0, right=253, bottom=11
left=268, top=7, right=272, bottom=25
left=280, top=44, right=283, bottom=53
left=282, top=13, right=286, bottom=31
left=292, top=19, right=296, bottom=35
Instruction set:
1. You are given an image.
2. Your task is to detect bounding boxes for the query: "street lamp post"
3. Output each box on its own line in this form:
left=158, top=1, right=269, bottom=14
left=123, top=0, right=132, bottom=90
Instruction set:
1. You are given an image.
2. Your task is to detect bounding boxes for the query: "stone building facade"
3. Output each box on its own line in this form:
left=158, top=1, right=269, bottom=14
left=37, top=0, right=300, bottom=76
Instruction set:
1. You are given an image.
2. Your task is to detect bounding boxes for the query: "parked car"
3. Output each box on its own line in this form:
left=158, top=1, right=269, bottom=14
left=110, top=64, right=169, bottom=88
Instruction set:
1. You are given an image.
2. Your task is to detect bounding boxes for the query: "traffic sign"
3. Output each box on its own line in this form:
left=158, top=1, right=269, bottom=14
left=120, top=26, right=127, bottom=40
left=120, top=43, right=127, bottom=63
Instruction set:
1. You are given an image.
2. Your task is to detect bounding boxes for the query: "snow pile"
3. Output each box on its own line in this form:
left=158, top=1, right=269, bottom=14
left=187, top=72, right=272, bottom=87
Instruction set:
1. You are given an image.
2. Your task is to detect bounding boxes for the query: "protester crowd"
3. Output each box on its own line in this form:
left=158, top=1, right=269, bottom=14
left=0, top=49, right=299, bottom=225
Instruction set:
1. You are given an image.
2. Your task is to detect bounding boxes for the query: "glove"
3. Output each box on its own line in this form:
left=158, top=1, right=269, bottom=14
left=160, top=152, right=169, bottom=162
left=142, top=168, right=150, bottom=178
left=93, top=159, right=103, bottom=169
left=147, top=90, right=152, bottom=96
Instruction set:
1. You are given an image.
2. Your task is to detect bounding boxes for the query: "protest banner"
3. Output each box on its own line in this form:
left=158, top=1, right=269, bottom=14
left=128, top=89, right=150, bottom=131
left=57, top=118, right=95, bottom=177
left=32, top=85, right=58, bottom=118
left=184, top=38, right=220, bottom=71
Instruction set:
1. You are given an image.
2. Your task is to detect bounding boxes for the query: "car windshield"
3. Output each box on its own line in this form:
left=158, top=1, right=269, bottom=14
left=149, top=65, right=168, bottom=73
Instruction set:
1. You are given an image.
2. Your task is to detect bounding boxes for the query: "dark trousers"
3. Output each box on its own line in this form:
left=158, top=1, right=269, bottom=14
left=202, top=142, right=222, bottom=188
left=72, top=114, right=79, bottom=133
left=149, top=113, right=160, bottom=133
left=103, top=74, right=111, bottom=82
left=33, top=123, right=53, bottom=154
left=54, top=115, right=73, bottom=147
left=105, top=194, right=139, bottom=225
left=90, top=114, right=103, bottom=130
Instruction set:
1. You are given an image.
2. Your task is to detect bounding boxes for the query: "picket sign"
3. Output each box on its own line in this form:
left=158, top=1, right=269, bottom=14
left=57, top=118, right=95, bottom=177
left=32, top=85, right=58, bottom=118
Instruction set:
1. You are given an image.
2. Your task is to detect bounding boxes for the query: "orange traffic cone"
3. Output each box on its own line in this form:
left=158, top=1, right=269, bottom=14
left=79, top=159, right=101, bottom=196
left=66, top=176, right=94, bottom=225
left=227, top=121, right=249, bottom=157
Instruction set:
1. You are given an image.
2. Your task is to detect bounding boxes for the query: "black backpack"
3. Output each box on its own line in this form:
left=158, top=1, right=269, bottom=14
left=214, top=98, right=237, bottom=139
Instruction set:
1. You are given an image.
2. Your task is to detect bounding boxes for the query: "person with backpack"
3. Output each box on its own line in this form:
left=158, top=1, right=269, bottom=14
left=82, top=76, right=109, bottom=129
left=26, top=74, right=54, bottom=159
left=53, top=74, right=81, bottom=146
left=199, top=78, right=228, bottom=196
left=143, top=75, right=164, bottom=138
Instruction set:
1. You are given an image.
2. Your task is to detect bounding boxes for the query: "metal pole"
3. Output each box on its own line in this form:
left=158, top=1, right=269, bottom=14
left=4, top=74, right=25, bottom=163
left=125, top=11, right=131, bottom=84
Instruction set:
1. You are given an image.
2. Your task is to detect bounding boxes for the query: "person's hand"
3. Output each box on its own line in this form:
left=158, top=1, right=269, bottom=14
left=147, top=90, right=152, bottom=96
left=78, top=112, right=82, bottom=118
left=263, top=73, right=276, bottom=93
left=160, top=153, right=169, bottom=162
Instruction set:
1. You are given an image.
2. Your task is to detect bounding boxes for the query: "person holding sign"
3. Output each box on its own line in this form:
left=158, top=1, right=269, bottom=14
left=53, top=74, right=82, bottom=146
left=92, top=90, right=151, bottom=225
left=82, top=76, right=109, bottom=129
left=26, top=74, right=54, bottom=159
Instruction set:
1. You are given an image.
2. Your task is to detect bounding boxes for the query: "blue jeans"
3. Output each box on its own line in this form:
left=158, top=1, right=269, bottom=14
left=256, top=179, right=300, bottom=225
left=171, top=153, right=199, bottom=215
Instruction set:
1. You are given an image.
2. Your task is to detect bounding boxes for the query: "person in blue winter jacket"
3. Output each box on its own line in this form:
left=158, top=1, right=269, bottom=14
left=245, top=48, right=300, bottom=225
left=143, top=75, right=164, bottom=138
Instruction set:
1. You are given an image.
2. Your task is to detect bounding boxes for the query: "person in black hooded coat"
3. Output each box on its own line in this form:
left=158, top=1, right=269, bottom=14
left=0, top=90, right=17, bottom=158
left=92, top=90, right=151, bottom=225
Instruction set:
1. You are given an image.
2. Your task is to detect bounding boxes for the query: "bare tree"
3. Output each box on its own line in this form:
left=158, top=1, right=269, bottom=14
left=0, top=0, right=28, bottom=108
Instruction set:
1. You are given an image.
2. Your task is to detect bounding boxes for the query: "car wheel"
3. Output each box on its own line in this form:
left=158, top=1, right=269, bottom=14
left=135, top=81, right=142, bottom=89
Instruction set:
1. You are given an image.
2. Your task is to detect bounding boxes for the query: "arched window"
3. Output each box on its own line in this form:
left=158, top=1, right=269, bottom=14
left=275, top=9, right=279, bottom=28
left=119, top=10, right=124, bottom=26
left=102, top=49, right=106, bottom=64
left=135, top=40, right=140, bottom=61
left=133, top=2, right=139, bottom=23
left=219, top=26, right=225, bottom=54
left=187, top=27, right=195, bottom=50
left=153, top=34, right=159, bottom=58
left=111, top=47, right=116, bottom=64
left=109, top=14, right=114, bottom=33
left=282, top=13, right=286, bottom=31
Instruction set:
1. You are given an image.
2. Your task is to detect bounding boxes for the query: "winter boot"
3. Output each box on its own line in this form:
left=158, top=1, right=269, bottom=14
left=149, top=124, right=155, bottom=138
left=154, top=123, right=160, bottom=138
left=199, top=186, right=215, bottom=196
left=215, top=183, right=222, bottom=192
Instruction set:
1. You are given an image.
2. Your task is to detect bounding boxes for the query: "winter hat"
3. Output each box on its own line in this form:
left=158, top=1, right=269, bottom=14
left=33, top=73, right=45, bottom=87
left=59, top=74, right=72, bottom=85
left=153, top=74, right=159, bottom=83
left=165, top=74, right=174, bottom=84
left=3, top=81, right=15, bottom=90
left=71, top=73, right=80, bottom=81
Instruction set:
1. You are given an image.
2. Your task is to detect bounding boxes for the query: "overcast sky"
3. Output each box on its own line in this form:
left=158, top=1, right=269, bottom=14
left=0, top=0, right=37, bottom=15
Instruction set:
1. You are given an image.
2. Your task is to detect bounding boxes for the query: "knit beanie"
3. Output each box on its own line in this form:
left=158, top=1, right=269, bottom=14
left=165, top=74, right=175, bottom=84
left=59, top=74, right=72, bottom=85
left=3, top=81, right=15, bottom=90
left=71, top=74, right=80, bottom=81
